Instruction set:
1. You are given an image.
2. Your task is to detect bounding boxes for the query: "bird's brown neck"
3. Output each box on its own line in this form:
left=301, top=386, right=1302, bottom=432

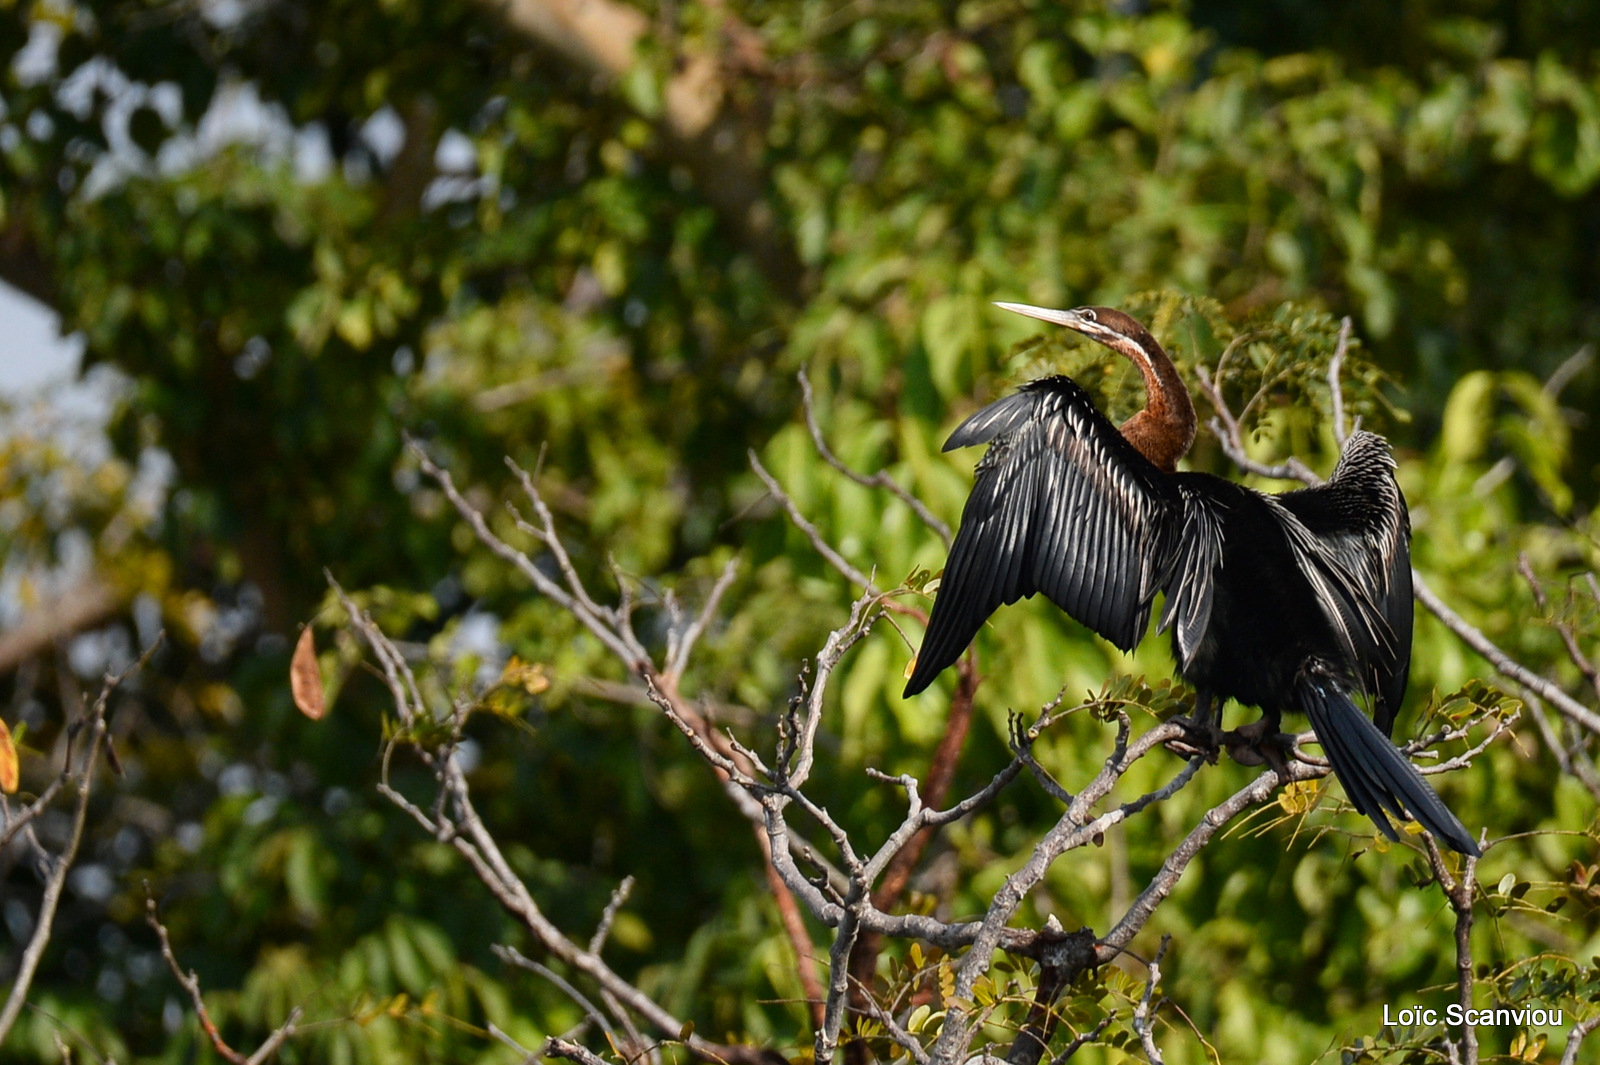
left=1104, top=331, right=1196, bottom=474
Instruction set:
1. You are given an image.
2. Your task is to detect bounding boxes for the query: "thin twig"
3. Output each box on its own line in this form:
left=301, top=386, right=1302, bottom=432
left=0, top=775, right=67, bottom=852
left=666, top=558, right=740, bottom=681
left=146, top=890, right=301, bottom=1065
left=0, top=637, right=162, bottom=1043
left=1528, top=694, right=1600, bottom=803
left=147, top=893, right=248, bottom=1065
left=1048, top=1011, right=1116, bottom=1065
left=1193, top=364, right=1319, bottom=483
left=488, top=1022, right=544, bottom=1065
left=749, top=450, right=878, bottom=594
left=1410, top=707, right=1517, bottom=776
left=1412, top=575, right=1600, bottom=736
left=1519, top=556, right=1600, bottom=702
left=496, top=945, right=617, bottom=1043
left=589, top=876, right=636, bottom=955
left=851, top=981, right=931, bottom=1065
left=1543, top=345, right=1593, bottom=400
left=1328, top=317, right=1353, bottom=449
left=799, top=368, right=951, bottom=546
left=1130, top=936, right=1169, bottom=1065
left=548, top=1039, right=614, bottom=1065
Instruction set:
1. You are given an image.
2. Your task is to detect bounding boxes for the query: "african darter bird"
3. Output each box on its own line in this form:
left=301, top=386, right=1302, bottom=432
left=902, top=303, right=1478, bottom=856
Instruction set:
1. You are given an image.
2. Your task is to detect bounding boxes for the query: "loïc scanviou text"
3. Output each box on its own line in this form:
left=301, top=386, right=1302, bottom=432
left=1383, top=1004, right=1563, bottom=1027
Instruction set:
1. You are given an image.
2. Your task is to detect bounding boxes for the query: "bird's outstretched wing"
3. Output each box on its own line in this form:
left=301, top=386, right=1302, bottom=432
left=904, top=377, right=1180, bottom=696
left=1276, top=431, right=1413, bottom=733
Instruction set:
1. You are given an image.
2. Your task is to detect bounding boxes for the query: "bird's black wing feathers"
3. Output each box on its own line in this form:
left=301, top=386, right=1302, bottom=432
left=904, top=377, right=1180, bottom=696
left=1277, top=431, right=1413, bottom=733
left=942, top=388, right=1045, bottom=451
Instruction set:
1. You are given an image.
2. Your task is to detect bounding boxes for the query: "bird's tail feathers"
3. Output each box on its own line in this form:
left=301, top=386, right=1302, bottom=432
left=1297, top=663, right=1480, bottom=857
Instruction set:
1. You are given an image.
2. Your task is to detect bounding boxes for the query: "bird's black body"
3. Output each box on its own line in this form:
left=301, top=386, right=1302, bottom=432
left=904, top=309, right=1476, bottom=856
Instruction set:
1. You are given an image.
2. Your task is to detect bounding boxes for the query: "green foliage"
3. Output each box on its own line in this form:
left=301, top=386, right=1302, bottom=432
left=3, top=0, right=1600, bottom=1061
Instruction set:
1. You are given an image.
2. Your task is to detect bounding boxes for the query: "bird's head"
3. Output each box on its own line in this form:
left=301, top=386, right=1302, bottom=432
left=993, top=303, right=1160, bottom=359
left=993, top=301, right=1195, bottom=472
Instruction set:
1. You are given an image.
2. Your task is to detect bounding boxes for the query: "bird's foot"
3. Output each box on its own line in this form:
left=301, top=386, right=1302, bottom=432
left=1165, top=715, right=1222, bottom=764
left=1221, top=718, right=1295, bottom=778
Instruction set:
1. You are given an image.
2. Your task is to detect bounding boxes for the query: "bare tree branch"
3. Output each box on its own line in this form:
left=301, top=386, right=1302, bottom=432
left=1561, top=1015, right=1600, bottom=1065
left=750, top=451, right=878, bottom=594
left=341, top=583, right=789, bottom=1065
left=847, top=649, right=979, bottom=1023
left=1518, top=556, right=1600, bottom=707
left=0, top=774, right=67, bottom=853
left=496, top=944, right=616, bottom=1044
left=1193, top=362, right=1318, bottom=483
left=146, top=893, right=302, bottom=1065
left=666, top=559, right=740, bottom=682
left=1424, top=835, right=1480, bottom=1065
left=0, top=635, right=160, bottom=1042
left=1097, top=759, right=1322, bottom=961
left=929, top=720, right=1212, bottom=1063
left=1130, top=937, right=1169, bottom=1065
left=587, top=876, right=635, bottom=956
left=1412, top=576, right=1600, bottom=736
left=816, top=881, right=865, bottom=1065
left=1003, top=919, right=1097, bottom=1065
left=1047, top=1011, right=1116, bottom=1065
left=1327, top=317, right=1354, bottom=449
left=1527, top=693, right=1600, bottom=803
left=799, top=368, right=951, bottom=546
left=548, top=1038, right=614, bottom=1065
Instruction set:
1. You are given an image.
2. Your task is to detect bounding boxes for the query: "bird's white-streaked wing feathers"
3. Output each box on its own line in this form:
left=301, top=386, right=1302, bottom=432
left=905, top=377, right=1181, bottom=696
left=1156, top=485, right=1223, bottom=670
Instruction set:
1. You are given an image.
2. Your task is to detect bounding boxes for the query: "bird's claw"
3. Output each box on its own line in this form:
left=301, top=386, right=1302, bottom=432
left=1221, top=718, right=1297, bottom=778
left=1165, top=715, right=1222, bottom=764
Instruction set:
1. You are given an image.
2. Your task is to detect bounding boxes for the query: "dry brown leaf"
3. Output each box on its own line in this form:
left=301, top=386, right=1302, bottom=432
left=290, top=626, right=326, bottom=720
left=0, top=717, right=17, bottom=793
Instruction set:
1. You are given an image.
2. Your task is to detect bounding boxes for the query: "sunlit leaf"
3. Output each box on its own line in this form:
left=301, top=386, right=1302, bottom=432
left=290, top=626, right=327, bottom=720
left=0, top=718, right=17, bottom=794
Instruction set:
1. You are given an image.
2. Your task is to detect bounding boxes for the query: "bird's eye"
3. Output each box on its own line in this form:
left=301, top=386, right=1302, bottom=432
left=1078, top=308, right=1097, bottom=322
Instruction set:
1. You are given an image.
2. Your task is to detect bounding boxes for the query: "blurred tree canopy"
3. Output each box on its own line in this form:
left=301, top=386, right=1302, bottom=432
left=1, top=0, right=1599, bottom=1061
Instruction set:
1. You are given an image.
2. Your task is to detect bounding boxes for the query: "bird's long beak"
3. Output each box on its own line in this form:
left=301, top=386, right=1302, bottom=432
left=993, top=302, right=1087, bottom=328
